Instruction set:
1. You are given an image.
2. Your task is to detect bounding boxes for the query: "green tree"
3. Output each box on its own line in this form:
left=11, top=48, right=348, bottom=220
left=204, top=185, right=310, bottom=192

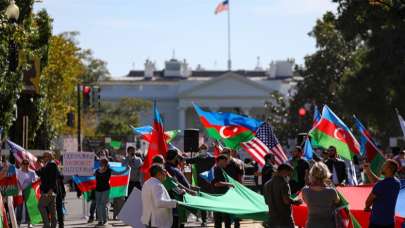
left=96, top=98, right=151, bottom=137
left=0, top=1, right=52, bottom=146
left=289, top=11, right=362, bottom=134
left=265, top=91, right=292, bottom=144
left=334, top=0, right=405, bottom=141
left=40, top=34, right=85, bottom=140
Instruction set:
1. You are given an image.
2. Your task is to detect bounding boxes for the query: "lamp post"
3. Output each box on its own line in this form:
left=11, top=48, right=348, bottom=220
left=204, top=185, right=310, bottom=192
left=6, top=0, right=19, bottom=72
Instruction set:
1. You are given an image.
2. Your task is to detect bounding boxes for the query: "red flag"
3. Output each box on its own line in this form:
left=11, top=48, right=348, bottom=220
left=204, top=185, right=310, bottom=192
left=213, top=141, right=223, bottom=158
left=141, top=102, right=168, bottom=179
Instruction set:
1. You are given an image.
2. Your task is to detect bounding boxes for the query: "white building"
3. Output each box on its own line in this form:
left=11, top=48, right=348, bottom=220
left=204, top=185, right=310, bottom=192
left=100, top=58, right=298, bottom=132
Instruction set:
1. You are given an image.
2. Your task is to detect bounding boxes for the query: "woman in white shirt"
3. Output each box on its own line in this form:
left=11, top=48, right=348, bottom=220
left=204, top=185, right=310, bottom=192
left=16, top=159, right=38, bottom=227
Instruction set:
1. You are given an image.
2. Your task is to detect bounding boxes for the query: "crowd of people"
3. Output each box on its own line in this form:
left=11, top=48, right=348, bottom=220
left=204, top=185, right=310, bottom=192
left=0, top=142, right=403, bottom=228
left=139, top=144, right=404, bottom=228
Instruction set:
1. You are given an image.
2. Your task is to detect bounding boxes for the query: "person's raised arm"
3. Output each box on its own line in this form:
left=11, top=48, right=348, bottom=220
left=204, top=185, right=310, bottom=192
left=363, top=163, right=380, bottom=184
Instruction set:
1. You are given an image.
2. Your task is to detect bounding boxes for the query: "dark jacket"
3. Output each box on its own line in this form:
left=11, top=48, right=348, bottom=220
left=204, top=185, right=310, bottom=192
left=186, top=153, right=215, bottom=192
left=326, top=158, right=347, bottom=185
left=36, top=161, right=61, bottom=194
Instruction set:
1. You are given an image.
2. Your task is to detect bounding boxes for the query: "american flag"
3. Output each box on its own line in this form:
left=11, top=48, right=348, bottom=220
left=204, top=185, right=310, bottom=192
left=241, top=123, right=288, bottom=166
left=215, top=0, right=229, bottom=15
left=7, top=140, right=40, bottom=170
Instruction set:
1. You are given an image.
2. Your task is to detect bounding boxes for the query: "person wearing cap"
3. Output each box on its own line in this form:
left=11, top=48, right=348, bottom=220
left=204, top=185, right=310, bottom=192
left=263, top=163, right=302, bottom=228
left=141, top=164, right=177, bottom=228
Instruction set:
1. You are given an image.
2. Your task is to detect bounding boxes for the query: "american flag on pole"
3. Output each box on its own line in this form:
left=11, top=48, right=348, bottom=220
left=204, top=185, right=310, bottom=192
left=215, top=0, right=229, bottom=15
left=241, top=123, right=288, bottom=166
left=7, top=140, right=40, bottom=170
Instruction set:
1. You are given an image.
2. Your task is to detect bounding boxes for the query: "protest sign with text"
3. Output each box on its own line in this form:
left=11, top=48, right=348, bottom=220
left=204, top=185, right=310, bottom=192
left=62, top=152, right=94, bottom=176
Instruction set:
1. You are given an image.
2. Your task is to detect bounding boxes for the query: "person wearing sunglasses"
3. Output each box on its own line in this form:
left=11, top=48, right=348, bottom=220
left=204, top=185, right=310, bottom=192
left=16, top=159, right=38, bottom=228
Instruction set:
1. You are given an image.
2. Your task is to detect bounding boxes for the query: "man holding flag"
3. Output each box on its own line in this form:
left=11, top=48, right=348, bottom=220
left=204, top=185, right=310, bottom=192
left=364, top=159, right=401, bottom=228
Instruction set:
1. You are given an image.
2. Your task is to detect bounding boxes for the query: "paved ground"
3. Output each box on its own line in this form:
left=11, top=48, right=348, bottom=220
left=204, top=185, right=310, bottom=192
left=21, top=192, right=263, bottom=228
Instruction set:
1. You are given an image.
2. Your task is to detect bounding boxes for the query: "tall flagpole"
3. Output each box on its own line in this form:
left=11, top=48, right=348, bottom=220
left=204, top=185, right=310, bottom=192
left=227, top=0, right=232, bottom=71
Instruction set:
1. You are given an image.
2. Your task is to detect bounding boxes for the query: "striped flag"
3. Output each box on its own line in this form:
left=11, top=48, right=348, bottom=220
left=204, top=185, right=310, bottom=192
left=353, top=116, right=385, bottom=175
left=241, top=123, right=288, bottom=166
left=313, top=105, right=321, bottom=127
left=72, top=163, right=131, bottom=200
left=215, top=0, right=229, bottom=15
left=7, top=140, right=40, bottom=170
left=396, top=109, right=405, bottom=138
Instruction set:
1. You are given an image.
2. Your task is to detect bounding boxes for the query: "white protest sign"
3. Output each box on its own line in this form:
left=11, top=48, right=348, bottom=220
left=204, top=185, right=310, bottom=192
left=118, top=188, right=145, bottom=228
left=62, top=152, right=94, bottom=176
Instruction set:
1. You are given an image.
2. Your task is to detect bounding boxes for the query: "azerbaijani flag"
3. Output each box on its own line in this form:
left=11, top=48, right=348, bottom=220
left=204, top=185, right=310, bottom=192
left=72, top=164, right=130, bottom=200
left=336, top=191, right=362, bottom=228
left=132, top=125, right=180, bottom=143
left=193, top=104, right=262, bottom=149
left=353, top=116, right=385, bottom=175
left=23, top=180, right=42, bottom=224
left=141, top=101, right=168, bottom=177
left=309, top=105, right=360, bottom=160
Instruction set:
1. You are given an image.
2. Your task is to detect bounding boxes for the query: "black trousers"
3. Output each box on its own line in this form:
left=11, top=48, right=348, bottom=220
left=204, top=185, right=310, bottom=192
left=201, top=210, right=207, bottom=223
left=127, top=181, right=141, bottom=200
left=214, top=212, right=231, bottom=228
left=171, top=216, right=185, bottom=228
left=56, top=195, right=64, bottom=228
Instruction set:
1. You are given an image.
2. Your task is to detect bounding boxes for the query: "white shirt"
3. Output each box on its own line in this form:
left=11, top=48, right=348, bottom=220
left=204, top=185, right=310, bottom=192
left=16, top=168, right=37, bottom=190
left=141, top=177, right=177, bottom=228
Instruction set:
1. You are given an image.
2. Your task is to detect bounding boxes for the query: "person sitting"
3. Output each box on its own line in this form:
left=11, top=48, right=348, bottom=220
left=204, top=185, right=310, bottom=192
left=364, top=160, right=401, bottom=228
left=141, top=164, right=177, bottom=228
left=302, top=162, right=340, bottom=228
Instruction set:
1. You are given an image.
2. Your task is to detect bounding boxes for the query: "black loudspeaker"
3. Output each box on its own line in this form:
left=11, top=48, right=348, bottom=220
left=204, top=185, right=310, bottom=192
left=296, top=132, right=308, bottom=147
left=184, top=129, right=199, bottom=152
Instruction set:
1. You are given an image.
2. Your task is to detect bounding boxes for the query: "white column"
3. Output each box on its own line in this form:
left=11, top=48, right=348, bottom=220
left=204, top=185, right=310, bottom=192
left=178, top=106, right=186, bottom=131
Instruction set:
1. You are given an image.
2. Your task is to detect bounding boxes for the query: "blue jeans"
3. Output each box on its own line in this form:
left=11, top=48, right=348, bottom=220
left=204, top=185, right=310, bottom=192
left=95, top=190, right=109, bottom=223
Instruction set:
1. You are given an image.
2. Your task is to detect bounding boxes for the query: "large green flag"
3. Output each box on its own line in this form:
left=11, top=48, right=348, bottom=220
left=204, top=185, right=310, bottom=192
left=179, top=173, right=268, bottom=220
left=23, top=180, right=42, bottom=224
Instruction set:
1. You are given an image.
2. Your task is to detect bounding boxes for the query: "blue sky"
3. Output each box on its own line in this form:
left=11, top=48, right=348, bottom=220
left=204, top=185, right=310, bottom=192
left=34, top=0, right=337, bottom=76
